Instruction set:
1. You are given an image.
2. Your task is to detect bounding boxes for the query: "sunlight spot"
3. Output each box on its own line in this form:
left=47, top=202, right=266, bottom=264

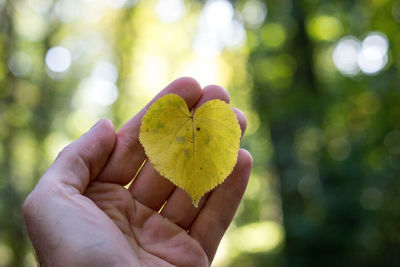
left=203, top=0, right=234, bottom=30
left=156, top=0, right=185, bottom=23
left=24, top=250, right=36, bottom=267
left=193, top=31, right=222, bottom=57
left=261, top=23, right=286, bottom=48
left=102, top=0, right=128, bottom=9
left=80, top=1, right=106, bottom=23
left=14, top=5, right=47, bottom=41
left=136, top=55, right=169, bottom=95
left=333, top=33, right=389, bottom=76
left=77, top=78, right=119, bottom=106
left=27, top=0, right=53, bottom=15
left=54, top=0, right=83, bottom=22
left=45, top=46, right=72, bottom=73
left=44, top=132, right=72, bottom=160
left=179, top=58, right=220, bottom=87
left=242, top=0, right=267, bottom=29
left=91, top=61, right=119, bottom=83
left=67, top=110, right=100, bottom=136
left=222, top=19, right=247, bottom=48
left=194, top=0, right=242, bottom=55
left=231, top=221, right=284, bottom=253
left=307, top=15, right=343, bottom=41
left=0, top=242, right=12, bottom=266
left=358, top=32, right=389, bottom=75
left=67, top=32, right=107, bottom=63
left=8, top=51, right=32, bottom=77
left=332, top=36, right=361, bottom=76
left=213, top=235, right=235, bottom=266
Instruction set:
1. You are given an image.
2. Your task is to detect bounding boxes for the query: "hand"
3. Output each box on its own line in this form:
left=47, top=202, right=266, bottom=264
left=23, top=78, right=252, bottom=267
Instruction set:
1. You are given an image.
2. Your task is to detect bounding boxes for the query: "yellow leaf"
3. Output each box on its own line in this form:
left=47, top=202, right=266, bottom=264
left=139, top=94, right=241, bottom=207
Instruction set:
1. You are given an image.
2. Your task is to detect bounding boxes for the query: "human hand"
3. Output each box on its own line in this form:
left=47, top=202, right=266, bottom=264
left=23, top=78, right=252, bottom=267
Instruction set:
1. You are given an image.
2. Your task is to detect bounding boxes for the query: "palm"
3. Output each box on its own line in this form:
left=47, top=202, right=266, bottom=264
left=84, top=181, right=208, bottom=266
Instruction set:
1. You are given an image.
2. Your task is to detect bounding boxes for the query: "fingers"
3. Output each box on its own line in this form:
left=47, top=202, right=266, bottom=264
left=233, top=108, right=247, bottom=138
left=159, top=189, right=210, bottom=230
left=128, top=85, right=231, bottom=211
left=160, top=85, right=247, bottom=229
left=189, top=149, right=252, bottom=263
left=96, top=77, right=202, bottom=185
left=193, top=85, right=230, bottom=108
left=128, top=161, right=175, bottom=211
left=39, top=119, right=116, bottom=193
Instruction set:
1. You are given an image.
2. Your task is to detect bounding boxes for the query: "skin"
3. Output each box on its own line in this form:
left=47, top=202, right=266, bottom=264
left=23, top=77, right=253, bottom=267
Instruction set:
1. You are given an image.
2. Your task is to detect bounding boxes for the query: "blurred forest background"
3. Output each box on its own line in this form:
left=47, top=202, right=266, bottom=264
left=1, top=0, right=400, bottom=266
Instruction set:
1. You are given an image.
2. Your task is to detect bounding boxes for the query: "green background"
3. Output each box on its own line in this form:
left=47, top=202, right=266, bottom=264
left=1, top=0, right=399, bottom=266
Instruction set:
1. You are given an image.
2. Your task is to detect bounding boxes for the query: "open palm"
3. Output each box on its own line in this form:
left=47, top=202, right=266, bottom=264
left=24, top=78, right=252, bottom=267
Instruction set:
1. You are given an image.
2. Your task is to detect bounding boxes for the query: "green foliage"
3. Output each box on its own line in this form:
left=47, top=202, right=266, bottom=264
left=250, top=0, right=400, bottom=266
left=1, top=0, right=399, bottom=266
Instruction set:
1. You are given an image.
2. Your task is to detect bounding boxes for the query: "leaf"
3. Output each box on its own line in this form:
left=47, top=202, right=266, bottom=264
left=139, top=94, right=241, bottom=207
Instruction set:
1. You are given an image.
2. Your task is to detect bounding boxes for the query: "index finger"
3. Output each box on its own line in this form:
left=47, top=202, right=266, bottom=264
left=96, top=77, right=202, bottom=185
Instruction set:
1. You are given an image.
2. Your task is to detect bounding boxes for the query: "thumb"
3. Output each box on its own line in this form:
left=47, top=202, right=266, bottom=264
left=39, top=119, right=116, bottom=193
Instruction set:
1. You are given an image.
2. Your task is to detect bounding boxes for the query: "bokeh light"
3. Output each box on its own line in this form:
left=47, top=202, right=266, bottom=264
left=2, top=0, right=400, bottom=266
left=231, top=221, right=284, bottom=253
left=8, top=52, right=32, bottom=77
left=261, top=23, right=286, bottom=48
left=76, top=78, right=118, bottom=106
left=54, top=0, right=83, bottom=22
left=203, top=0, right=234, bottom=30
left=193, top=31, right=223, bottom=57
left=14, top=4, right=48, bottom=41
left=156, top=0, right=185, bottom=23
left=102, top=0, right=129, bottom=9
left=222, top=19, right=247, bottom=48
left=193, top=0, right=246, bottom=59
left=307, top=15, right=343, bottom=41
left=242, top=0, right=267, bottom=29
left=333, top=32, right=389, bottom=76
left=45, top=46, right=72, bottom=73
left=332, top=36, right=361, bottom=76
left=91, top=61, right=119, bottom=83
left=357, top=33, right=389, bottom=75
left=0, top=243, right=12, bottom=266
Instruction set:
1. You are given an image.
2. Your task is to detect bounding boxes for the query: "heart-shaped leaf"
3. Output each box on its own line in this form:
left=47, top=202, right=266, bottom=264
left=139, top=94, right=241, bottom=207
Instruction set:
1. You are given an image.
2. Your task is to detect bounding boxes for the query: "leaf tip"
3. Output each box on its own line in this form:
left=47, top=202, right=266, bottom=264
left=192, top=199, right=200, bottom=208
